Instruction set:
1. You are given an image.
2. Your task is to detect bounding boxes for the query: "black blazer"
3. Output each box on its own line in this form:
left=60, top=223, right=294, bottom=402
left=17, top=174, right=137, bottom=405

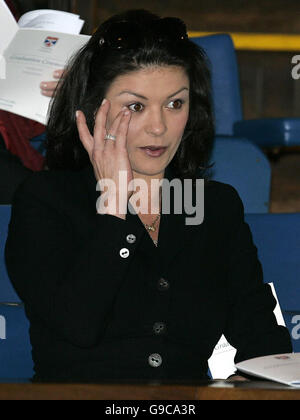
left=5, top=164, right=292, bottom=383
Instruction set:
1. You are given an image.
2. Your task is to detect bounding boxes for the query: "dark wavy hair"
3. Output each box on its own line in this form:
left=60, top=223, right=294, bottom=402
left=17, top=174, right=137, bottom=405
left=45, top=9, right=215, bottom=181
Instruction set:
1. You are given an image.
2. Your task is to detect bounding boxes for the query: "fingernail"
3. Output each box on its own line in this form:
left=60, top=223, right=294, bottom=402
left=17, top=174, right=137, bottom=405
left=123, top=109, right=130, bottom=116
left=75, top=111, right=80, bottom=118
left=40, top=82, right=47, bottom=89
left=101, top=98, right=107, bottom=106
left=53, top=70, right=61, bottom=77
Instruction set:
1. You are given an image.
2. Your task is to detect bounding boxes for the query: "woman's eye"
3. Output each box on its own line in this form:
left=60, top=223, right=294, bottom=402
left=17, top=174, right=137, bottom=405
left=168, top=99, right=183, bottom=109
left=127, top=103, right=144, bottom=113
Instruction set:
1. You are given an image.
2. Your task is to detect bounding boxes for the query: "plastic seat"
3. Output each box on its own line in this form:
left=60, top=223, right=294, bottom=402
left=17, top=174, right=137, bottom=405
left=245, top=213, right=300, bottom=352
left=0, top=205, right=33, bottom=380
left=192, top=35, right=300, bottom=148
left=234, top=118, right=300, bottom=148
left=0, top=205, right=20, bottom=302
left=210, top=136, right=271, bottom=213
left=0, top=304, right=33, bottom=380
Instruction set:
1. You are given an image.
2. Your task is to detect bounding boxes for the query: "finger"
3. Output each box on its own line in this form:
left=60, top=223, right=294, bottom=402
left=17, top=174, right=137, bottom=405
left=105, top=107, right=128, bottom=138
left=41, top=89, right=53, bottom=98
left=115, top=109, right=131, bottom=149
left=103, top=109, right=126, bottom=150
left=40, top=81, right=58, bottom=91
left=53, top=69, right=64, bottom=79
left=75, top=110, right=94, bottom=155
left=93, top=99, right=110, bottom=150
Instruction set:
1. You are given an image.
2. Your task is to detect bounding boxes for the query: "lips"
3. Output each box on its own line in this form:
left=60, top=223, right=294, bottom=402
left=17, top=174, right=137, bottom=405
left=141, top=146, right=165, bottom=150
left=140, top=146, right=167, bottom=157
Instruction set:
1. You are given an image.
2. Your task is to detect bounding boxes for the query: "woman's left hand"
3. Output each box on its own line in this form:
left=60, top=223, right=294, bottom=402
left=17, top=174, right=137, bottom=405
left=40, top=69, right=64, bottom=97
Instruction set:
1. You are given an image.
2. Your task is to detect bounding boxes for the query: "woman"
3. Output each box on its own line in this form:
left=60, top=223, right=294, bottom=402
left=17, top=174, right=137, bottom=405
left=5, top=9, right=292, bottom=383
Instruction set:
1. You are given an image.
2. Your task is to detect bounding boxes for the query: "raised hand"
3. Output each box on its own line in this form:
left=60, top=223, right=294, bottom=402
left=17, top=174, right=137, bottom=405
left=76, top=99, right=133, bottom=219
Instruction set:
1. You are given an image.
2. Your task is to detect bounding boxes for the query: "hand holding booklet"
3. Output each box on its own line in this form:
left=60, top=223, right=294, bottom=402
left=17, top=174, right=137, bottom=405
left=0, top=0, right=91, bottom=124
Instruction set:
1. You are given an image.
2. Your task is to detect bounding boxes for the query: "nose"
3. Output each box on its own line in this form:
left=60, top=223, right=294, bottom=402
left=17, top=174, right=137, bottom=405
left=145, top=107, right=167, bottom=137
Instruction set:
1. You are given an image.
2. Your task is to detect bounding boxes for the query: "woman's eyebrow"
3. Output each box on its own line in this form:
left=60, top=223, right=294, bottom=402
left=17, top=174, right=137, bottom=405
left=117, top=87, right=189, bottom=100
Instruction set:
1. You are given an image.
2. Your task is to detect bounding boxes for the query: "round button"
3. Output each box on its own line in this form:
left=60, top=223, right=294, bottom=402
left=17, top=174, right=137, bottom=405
left=148, top=353, right=162, bottom=368
left=119, top=248, right=130, bottom=258
left=158, top=278, right=169, bottom=291
left=153, top=322, right=166, bottom=335
left=126, top=234, right=136, bottom=244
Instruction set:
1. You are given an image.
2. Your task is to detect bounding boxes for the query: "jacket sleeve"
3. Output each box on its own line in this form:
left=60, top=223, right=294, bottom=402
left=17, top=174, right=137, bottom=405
left=5, top=176, right=145, bottom=348
left=222, top=186, right=292, bottom=364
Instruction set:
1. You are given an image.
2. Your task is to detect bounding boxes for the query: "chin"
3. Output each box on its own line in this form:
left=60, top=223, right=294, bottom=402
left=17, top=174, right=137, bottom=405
left=132, top=164, right=166, bottom=177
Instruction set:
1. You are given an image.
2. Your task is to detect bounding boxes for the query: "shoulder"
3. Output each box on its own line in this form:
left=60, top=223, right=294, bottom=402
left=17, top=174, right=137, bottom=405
left=12, top=167, right=90, bottom=209
left=204, top=179, right=244, bottom=210
left=202, top=179, right=245, bottom=227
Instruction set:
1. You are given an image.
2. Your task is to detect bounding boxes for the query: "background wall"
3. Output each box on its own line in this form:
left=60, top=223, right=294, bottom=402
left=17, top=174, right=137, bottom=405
left=15, top=0, right=300, bottom=120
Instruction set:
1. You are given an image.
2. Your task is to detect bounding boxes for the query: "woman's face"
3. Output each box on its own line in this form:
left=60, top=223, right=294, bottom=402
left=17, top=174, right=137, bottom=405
left=105, top=66, right=190, bottom=178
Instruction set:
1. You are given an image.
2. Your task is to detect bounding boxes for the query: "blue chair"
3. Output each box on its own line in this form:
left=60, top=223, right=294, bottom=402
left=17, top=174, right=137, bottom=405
left=192, top=34, right=300, bottom=148
left=0, top=205, right=20, bottom=303
left=210, top=137, right=271, bottom=213
left=191, top=35, right=272, bottom=213
left=245, top=213, right=300, bottom=352
left=0, top=304, right=33, bottom=380
left=0, top=205, right=33, bottom=380
left=30, top=132, right=47, bottom=156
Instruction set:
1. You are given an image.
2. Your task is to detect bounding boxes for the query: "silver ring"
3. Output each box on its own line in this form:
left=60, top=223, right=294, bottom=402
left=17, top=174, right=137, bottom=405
left=105, top=133, right=116, bottom=141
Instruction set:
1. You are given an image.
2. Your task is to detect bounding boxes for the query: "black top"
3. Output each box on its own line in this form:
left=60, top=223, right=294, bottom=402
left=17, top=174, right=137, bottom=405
left=0, top=134, right=32, bottom=204
left=5, top=164, right=292, bottom=383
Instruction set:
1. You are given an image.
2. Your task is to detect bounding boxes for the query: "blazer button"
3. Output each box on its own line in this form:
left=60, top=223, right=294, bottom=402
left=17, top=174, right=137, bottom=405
left=153, top=322, right=166, bottom=335
left=148, top=353, right=162, bottom=368
left=158, top=278, right=169, bottom=291
left=126, top=234, right=136, bottom=244
left=120, top=248, right=130, bottom=258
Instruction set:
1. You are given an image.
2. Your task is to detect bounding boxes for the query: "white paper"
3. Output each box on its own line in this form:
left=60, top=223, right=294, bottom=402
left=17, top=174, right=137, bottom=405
left=18, top=9, right=79, bottom=26
left=0, top=0, right=19, bottom=55
left=18, top=9, right=84, bottom=34
left=236, top=353, right=300, bottom=387
left=0, top=29, right=90, bottom=123
left=0, top=1, right=84, bottom=80
left=208, top=282, right=286, bottom=379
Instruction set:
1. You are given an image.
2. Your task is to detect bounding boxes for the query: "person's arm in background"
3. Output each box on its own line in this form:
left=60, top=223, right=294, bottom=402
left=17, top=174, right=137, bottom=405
left=40, top=69, right=64, bottom=97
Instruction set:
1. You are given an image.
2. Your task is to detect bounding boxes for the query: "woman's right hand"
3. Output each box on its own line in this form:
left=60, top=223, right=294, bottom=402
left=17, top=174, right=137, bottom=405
left=76, top=99, right=133, bottom=219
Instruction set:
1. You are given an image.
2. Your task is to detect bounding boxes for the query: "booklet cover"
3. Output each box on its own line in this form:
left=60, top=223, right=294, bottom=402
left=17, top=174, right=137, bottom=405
left=236, top=353, right=300, bottom=387
left=0, top=0, right=90, bottom=124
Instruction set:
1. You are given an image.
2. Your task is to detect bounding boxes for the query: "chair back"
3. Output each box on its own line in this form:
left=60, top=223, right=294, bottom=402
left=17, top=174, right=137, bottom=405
left=0, top=205, right=20, bottom=302
left=0, top=304, right=33, bottom=380
left=192, top=34, right=243, bottom=135
left=245, top=213, right=300, bottom=352
left=0, top=205, right=33, bottom=380
left=210, top=137, right=271, bottom=213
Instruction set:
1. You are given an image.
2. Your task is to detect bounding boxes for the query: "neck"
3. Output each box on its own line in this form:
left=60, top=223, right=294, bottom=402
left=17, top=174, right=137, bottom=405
left=130, top=170, right=164, bottom=215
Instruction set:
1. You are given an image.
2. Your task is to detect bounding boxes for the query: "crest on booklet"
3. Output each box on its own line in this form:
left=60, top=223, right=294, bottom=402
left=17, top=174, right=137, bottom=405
left=44, top=37, right=59, bottom=47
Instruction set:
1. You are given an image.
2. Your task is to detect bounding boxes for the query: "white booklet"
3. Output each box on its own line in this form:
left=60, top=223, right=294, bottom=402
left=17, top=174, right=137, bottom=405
left=236, top=353, right=300, bottom=387
left=208, top=283, right=287, bottom=379
left=0, top=0, right=90, bottom=124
